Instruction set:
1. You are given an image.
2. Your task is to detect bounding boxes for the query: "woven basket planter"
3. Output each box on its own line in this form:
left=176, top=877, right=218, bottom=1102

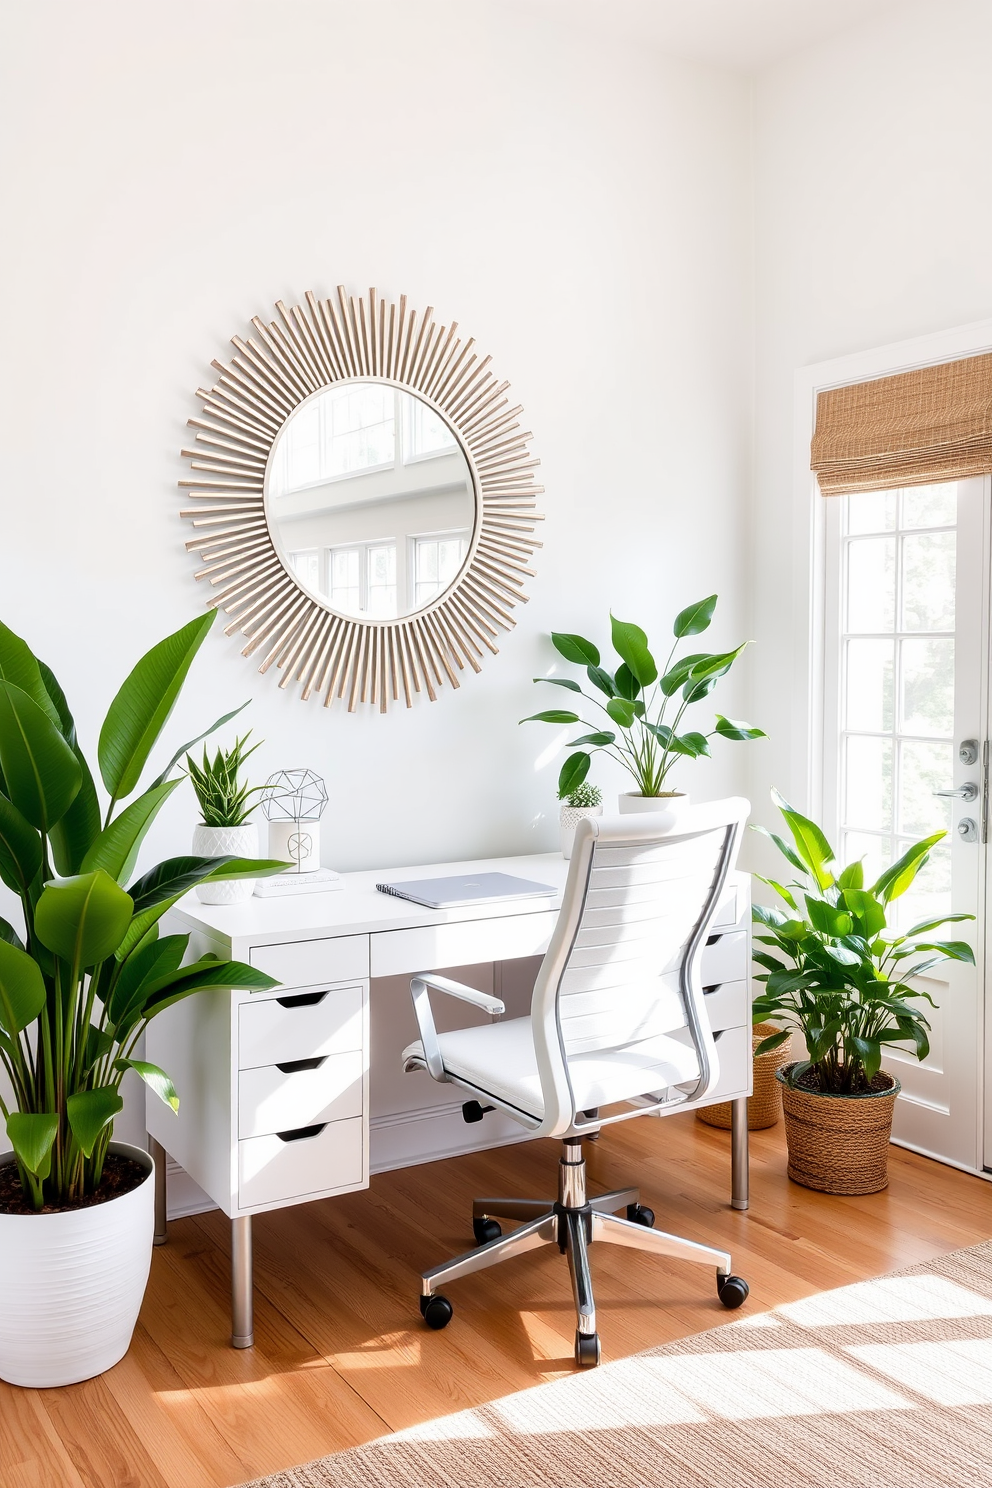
left=697, top=1022, right=790, bottom=1131
left=776, top=1061, right=901, bottom=1195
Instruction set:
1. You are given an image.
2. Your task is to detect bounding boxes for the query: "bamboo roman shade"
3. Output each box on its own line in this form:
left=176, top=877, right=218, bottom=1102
left=810, top=353, right=992, bottom=496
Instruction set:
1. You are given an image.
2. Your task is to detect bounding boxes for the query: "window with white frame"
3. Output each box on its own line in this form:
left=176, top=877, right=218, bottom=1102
left=824, top=483, right=957, bottom=928
left=328, top=541, right=397, bottom=616
left=414, top=531, right=469, bottom=608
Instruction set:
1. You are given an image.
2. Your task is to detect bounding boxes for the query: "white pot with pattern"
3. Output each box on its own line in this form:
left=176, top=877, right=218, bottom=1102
left=0, top=1141, right=154, bottom=1388
left=192, top=822, right=258, bottom=903
left=559, top=803, right=603, bottom=859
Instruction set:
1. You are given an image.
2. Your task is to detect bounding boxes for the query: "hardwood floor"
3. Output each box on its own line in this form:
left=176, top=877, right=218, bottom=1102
left=3, top=1114, right=990, bottom=1488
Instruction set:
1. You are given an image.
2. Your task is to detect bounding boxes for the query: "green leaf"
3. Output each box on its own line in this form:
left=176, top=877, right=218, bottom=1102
left=753, top=1028, right=791, bottom=1057
left=37, top=659, right=103, bottom=876
left=569, top=731, right=615, bottom=747
left=714, top=715, right=766, bottom=741
left=0, top=681, right=82, bottom=833
left=754, top=874, right=799, bottom=912
left=533, top=676, right=582, bottom=693
left=557, top=752, right=590, bottom=798
left=898, top=938, right=975, bottom=965
left=614, top=663, right=640, bottom=701
left=681, top=646, right=746, bottom=703
left=0, top=623, right=61, bottom=726
left=551, top=633, right=600, bottom=667
left=81, top=778, right=182, bottom=884
left=67, top=1087, right=124, bottom=1158
left=98, top=612, right=215, bottom=801
left=520, top=710, right=580, bottom=725
left=677, top=732, right=711, bottom=757
left=6, top=1112, right=59, bottom=1179
left=673, top=595, right=717, bottom=638
left=116, top=1058, right=180, bottom=1113
left=0, top=915, right=25, bottom=951
left=149, top=699, right=250, bottom=790
left=750, top=823, right=808, bottom=876
left=838, top=860, right=865, bottom=890
left=659, top=653, right=707, bottom=697
left=906, top=912, right=974, bottom=936
left=610, top=616, right=657, bottom=686
left=128, top=855, right=286, bottom=915
left=771, top=788, right=835, bottom=890
left=0, top=792, right=42, bottom=895
left=35, top=870, right=134, bottom=967
left=840, top=889, right=887, bottom=937
left=137, top=958, right=278, bottom=1026
left=873, top=833, right=946, bottom=903
left=586, top=665, right=617, bottom=697
left=83, top=1024, right=114, bottom=1071
left=0, top=938, right=47, bottom=1034
left=606, top=698, right=638, bottom=728
left=107, top=934, right=188, bottom=1026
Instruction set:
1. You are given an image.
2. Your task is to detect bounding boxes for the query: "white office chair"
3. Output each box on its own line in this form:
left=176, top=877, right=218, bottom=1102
left=402, top=797, right=751, bottom=1367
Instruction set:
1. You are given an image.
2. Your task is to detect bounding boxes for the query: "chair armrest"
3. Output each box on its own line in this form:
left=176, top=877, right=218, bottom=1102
left=409, top=973, right=506, bottom=1082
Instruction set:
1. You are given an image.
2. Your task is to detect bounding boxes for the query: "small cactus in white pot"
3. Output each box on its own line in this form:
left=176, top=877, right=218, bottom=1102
left=188, top=733, right=266, bottom=904
left=559, top=781, right=603, bottom=859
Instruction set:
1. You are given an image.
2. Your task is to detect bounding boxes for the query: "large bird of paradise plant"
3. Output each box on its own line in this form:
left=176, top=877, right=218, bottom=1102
left=0, top=612, right=284, bottom=1210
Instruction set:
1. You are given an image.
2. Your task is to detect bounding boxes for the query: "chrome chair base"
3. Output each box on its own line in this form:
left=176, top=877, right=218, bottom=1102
left=419, top=1137, right=746, bottom=1367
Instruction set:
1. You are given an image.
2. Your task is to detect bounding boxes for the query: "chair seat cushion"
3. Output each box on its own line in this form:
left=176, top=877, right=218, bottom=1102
left=401, top=1016, right=701, bottom=1120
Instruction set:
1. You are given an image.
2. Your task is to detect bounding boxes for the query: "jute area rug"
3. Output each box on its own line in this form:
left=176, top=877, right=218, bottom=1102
left=243, top=1242, right=992, bottom=1488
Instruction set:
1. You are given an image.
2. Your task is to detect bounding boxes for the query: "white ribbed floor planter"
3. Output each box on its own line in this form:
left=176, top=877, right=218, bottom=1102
left=193, top=821, right=258, bottom=903
left=0, top=1141, right=155, bottom=1388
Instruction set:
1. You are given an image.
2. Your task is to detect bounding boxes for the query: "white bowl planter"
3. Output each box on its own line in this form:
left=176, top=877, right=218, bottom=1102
left=559, top=803, right=603, bottom=859
left=0, top=1141, right=155, bottom=1388
left=193, top=821, right=258, bottom=903
left=617, top=791, right=690, bottom=816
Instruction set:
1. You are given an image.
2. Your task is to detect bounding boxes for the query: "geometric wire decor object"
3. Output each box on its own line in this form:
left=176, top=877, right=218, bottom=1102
left=260, top=769, right=328, bottom=823
left=180, top=286, right=544, bottom=711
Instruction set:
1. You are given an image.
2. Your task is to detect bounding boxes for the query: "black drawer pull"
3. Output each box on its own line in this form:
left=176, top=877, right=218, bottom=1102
left=276, top=990, right=329, bottom=1008
left=275, top=1056, right=326, bottom=1074
left=703, top=984, right=721, bottom=995
left=276, top=1123, right=327, bottom=1143
left=705, top=933, right=721, bottom=946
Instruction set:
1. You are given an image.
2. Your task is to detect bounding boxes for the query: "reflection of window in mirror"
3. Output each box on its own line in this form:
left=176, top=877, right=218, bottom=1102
left=414, top=531, right=469, bottom=607
left=289, top=549, right=320, bottom=591
left=328, top=541, right=398, bottom=615
left=329, top=547, right=361, bottom=612
left=403, top=396, right=457, bottom=463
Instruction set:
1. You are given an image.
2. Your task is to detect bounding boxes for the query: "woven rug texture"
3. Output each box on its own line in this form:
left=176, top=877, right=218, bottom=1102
left=241, top=1241, right=992, bottom=1488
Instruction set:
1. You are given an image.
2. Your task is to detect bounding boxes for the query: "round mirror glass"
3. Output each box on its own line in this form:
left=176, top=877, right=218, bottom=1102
left=265, top=381, right=477, bottom=620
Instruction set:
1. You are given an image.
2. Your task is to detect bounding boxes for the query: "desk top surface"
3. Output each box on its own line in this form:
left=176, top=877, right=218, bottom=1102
left=172, top=851, right=572, bottom=950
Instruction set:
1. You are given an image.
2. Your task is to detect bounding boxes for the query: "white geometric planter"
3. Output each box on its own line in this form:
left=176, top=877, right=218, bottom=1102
left=559, top=803, right=603, bottom=859
left=0, top=1141, right=155, bottom=1388
left=193, top=821, right=258, bottom=903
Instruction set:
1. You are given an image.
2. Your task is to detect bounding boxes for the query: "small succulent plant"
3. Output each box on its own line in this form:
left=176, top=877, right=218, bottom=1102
left=561, top=781, right=603, bottom=808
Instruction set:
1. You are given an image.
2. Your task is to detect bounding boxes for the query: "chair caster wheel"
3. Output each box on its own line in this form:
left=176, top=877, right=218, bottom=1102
left=473, top=1217, right=502, bottom=1245
left=574, top=1330, right=601, bottom=1368
left=717, top=1274, right=749, bottom=1309
left=626, top=1203, right=655, bottom=1228
left=420, top=1294, right=454, bottom=1329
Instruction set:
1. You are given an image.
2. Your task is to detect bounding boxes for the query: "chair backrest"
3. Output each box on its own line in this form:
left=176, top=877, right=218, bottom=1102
left=529, top=797, right=749, bottom=1138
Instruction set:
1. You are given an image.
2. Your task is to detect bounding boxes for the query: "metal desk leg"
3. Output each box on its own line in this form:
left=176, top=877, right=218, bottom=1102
left=150, top=1138, right=168, bottom=1245
left=730, top=1097, right=749, bottom=1211
left=231, top=1216, right=254, bottom=1348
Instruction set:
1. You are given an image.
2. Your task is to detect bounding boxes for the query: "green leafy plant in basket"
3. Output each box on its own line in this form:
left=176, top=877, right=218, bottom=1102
left=751, top=789, right=975, bottom=1094
left=521, top=597, right=765, bottom=798
left=0, top=612, right=286, bottom=1210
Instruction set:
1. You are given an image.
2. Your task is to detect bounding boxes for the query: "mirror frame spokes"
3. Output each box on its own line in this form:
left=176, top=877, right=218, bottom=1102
left=180, top=287, right=542, bottom=711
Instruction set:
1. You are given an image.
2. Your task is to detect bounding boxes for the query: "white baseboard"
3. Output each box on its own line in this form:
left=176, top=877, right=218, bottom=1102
left=370, top=1099, right=535, bottom=1174
left=165, top=1158, right=217, bottom=1221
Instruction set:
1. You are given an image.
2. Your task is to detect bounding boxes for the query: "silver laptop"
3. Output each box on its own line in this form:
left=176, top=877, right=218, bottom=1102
left=376, top=872, right=557, bottom=909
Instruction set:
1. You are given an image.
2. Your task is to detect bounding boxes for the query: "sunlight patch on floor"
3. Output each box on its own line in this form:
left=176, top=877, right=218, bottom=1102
left=846, top=1338, right=992, bottom=1406
left=778, top=1276, right=992, bottom=1328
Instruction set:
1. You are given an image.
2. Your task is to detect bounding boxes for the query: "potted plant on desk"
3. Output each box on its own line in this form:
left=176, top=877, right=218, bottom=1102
left=0, top=613, right=282, bottom=1388
left=751, top=789, right=974, bottom=1195
left=521, top=597, right=764, bottom=809
left=187, top=732, right=266, bottom=904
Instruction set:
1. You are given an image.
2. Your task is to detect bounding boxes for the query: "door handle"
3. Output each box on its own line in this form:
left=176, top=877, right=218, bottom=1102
left=933, top=783, right=979, bottom=801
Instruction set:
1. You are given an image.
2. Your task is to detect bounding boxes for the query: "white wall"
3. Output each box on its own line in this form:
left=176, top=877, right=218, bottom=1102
left=0, top=0, right=755, bottom=890
left=750, top=0, right=992, bottom=847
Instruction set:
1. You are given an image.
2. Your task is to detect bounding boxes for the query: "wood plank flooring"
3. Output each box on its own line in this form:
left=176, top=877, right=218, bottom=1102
left=3, top=1114, right=991, bottom=1488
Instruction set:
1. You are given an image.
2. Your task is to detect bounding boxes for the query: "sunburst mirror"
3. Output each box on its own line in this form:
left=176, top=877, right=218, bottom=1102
left=180, top=287, right=543, bottom=710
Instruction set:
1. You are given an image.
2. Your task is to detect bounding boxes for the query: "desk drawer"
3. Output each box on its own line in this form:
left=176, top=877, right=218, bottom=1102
left=238, top=1116, right=364, bottom=1209
left=703, top=979, right=749, bottom=1033
left=371, top=911, right=558, bottom=978
left=701, top=931, right=747, bottom=987
left=239, top=986, right=363, bottom=1070
left=239, top=1051, right=364, bottom=1139
left=249, top=934, right=369, bottom=989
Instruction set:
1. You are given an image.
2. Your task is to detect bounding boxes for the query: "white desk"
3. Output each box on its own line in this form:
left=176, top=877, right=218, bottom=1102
left=147, top=852, right=752, bottom=1346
